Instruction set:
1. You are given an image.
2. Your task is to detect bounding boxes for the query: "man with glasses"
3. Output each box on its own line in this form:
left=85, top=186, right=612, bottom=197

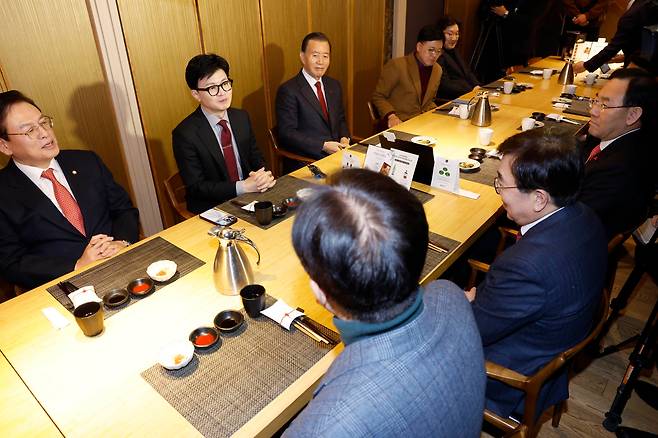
left=578, top=68, right=657, bottom=238
left=173, top=54, right=275, bottom=213
left=276, top=32, right=351, bottom=161
left=467, top=128, right=607, bottom=420
left=372, top=25, right=444, bottom=128
left=0, top=90, right=139, bottom=290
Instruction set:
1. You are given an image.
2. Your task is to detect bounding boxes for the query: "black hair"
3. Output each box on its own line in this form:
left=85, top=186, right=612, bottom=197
left=0, top=90, right=41, bottom=140
left=301, top=32, right=331, bottom=52
left=498, top=128, right=583, bottom=207
left=185, top=54, right=230, bottom=90
left=291, top=169, right=428, bottom=323
left=437, top=16, right=460, bottom=33
left=417, top=24, right=444, bottom=43
left=609, top=67, right=658, bottom=128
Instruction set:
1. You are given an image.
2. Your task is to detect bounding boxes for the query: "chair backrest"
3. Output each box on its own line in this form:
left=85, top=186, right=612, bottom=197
left=367, top=101, right=381, bottom=133
left=163, top=172, right=194, bottom=221
left=267, top=126, right=314, bottom=177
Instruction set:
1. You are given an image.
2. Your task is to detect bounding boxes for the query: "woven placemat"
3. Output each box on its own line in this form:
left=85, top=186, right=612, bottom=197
left=459, top=157, right=498, bottom=187
left=216, top=175, right=315, bottom=229
left=421, top=231, right=461, bottom=279
left=141, top=308, right=338, bottom=437
left=46, top=237, right=204, bottom=318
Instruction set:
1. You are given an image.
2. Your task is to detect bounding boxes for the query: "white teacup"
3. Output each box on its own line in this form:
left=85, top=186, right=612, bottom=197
left=565, top=84, right=577, bottom=94
left=542, top=68, right=553, bottom=79
left=478, top=128, right=494, bottom=146
left=521, top=117, right=536, bottom=131
left=585, top=73, right=597, bottom=85
left=503, top=81, right=514, bottom=94
left=458, top=104, right=470, bottom=120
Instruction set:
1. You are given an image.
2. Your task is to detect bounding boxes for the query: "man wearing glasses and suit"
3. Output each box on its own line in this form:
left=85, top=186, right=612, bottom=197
left=0, top=90, right=139, bottom=290
left=173, top=54, right=275, bottom=214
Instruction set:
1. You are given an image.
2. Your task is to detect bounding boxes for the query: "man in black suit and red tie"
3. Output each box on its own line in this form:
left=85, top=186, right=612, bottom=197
left=173, top=54, right=275, bottom=214
left=579, top=68, right=657, bottom=238
left=275, top=32, right=351, bottom=160
left=0, top=90, right=139, bottom=290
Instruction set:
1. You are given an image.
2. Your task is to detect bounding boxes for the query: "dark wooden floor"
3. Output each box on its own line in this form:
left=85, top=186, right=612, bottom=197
left=530, top=238, right=658, bottom=437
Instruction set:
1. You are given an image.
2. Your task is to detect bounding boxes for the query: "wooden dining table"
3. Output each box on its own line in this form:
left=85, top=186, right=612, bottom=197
left=0, top=56, right=595, bottom=437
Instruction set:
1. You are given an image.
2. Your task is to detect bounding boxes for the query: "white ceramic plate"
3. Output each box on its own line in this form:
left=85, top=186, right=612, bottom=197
left=410, top=136, right=437, bottom=146
left=459, top=158, right=481, bottom=172
left=158, top=340, right=194, bottom=370
left=147, top=259, right=177, bottom=282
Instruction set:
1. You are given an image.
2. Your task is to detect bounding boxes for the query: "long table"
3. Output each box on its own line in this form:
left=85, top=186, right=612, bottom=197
left=0, top=57, right=594, bottom=437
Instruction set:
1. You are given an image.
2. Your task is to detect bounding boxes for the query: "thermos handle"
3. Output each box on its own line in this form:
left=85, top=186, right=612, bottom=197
left=237, top=235, right=261, bottom=265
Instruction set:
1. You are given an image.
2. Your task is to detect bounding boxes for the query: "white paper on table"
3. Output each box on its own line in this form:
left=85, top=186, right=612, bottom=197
left=389, top=148, right=418, bottom=190
left=448, top=106, right=460, bottom=116
left=364, top=145, right=393, bottom=175
left=430, top=154, right=460, bottom=194
left=458, top=188, right=481, bottom=199
left=200, top=208, right=232, bottom=224
left=42, top=307, right=70, bottom=329
left=633, top=218, right=658, bottom=245
left=341, top=150, right=362, bottom=169
left=241, top=201, right=257, bottom=212
left=260, top=299, right=303, bottom=330
left=68, top=286, right=102, bottom=308
left=485, top=149, right=503, bottom=159
left=382, top=131, right=396, bottom=142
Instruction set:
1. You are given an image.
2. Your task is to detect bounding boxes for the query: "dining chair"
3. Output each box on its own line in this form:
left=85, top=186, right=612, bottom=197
left=367, top=101, right=381, bottom=134
left=163, top=172, right=194, bottom=222
left=267, top=126, right=314, bottom=177
left=481, top=288, right=610, bottom=437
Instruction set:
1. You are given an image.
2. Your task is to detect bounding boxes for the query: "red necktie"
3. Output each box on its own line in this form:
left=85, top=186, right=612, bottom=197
left=41, top=168, right=86, bottom=236
left=586, top=144, right=601, bottom=163
left=315, top=81, right=329, bottom=121
left=515, top=232, right=522, bottom=242
left=218, top=120, right=240, bottom=183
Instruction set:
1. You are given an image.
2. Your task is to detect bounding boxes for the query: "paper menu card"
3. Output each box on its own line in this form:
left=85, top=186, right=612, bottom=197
left=572, top=40, right=613, bottom=63
left=389, top=148, right=418, bottom=190
left=431, top=155, right=460, bottom=193
left=364, top=145, right=393, bottom=175
left=341, top=150, right=362, bottom=169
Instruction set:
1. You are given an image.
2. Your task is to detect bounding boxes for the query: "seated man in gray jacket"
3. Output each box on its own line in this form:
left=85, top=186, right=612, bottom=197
left=283, top=169, right=485, bottom=437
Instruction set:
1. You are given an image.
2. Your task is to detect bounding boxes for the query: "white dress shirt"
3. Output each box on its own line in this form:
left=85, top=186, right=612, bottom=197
left=301, top=68, right=329, bottom=111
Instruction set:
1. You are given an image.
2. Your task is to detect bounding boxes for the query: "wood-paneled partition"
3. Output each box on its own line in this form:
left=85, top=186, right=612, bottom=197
left=118, top=0, right=387, bottom=228
left=0, top=0, right=131, bottom=195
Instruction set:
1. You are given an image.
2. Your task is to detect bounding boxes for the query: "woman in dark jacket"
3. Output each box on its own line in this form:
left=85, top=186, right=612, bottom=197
left=436, top=17, right=481, bottom=100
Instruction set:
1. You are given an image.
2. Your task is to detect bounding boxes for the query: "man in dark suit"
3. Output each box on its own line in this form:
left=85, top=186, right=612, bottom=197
left=467, top=128, right=607, bottom=419
left=0, top=90, right=139, bottom=290
left=284, top=169, right=485, bottom=436
left=275, top=32, right=350, bottom=160
left=173, top=54, right=275, bottom=213
left=579, top=68, right=656, bottom=238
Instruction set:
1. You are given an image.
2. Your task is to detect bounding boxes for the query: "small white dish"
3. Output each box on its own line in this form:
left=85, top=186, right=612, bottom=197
left=147, top=260, right=177, bottom=282
left=158, top=340, right=194, bottom=370
left=459, top=159, right=481, bottom=172
left=296, top=187, right=316, bottom=202
left=534, top=121, right=545, bottom=128
left=410, top=136, right=437, bottom=146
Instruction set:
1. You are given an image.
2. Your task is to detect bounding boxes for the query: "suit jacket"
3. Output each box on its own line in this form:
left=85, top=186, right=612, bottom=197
left=372, top=53, right=442, bottom=122
left=579, top=130, right=654, bottom=238
left=437, top=48, right=481, bottom=100
left=584, top=0, right=658, bottom=71
left=562, top=0, right=609, bottom=23
left=172, top=106, right=265, bottom=213
left=0, top=150, right=139, bottom=290
left=472, top=203, right=607, bottom=418
left=275, top=72, right=350, bottom=160
left=284, top=281, right=486, bottom=438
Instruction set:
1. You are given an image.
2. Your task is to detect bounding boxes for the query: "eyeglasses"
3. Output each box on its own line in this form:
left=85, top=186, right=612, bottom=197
left=6, top=116, right=54, bottom=140
left=493, top=177, right=517, bottom=194
left=587, top=98, right=634, bottom=111
left=422, top=44, right=442, bottom=56
left=196, top=79, right=234, bottom=96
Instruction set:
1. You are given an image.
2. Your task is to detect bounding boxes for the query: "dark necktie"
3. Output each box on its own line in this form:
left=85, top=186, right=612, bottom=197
left=586, top=144, right=602, bottom=163
left=315, top=81, right=329, bottom=121
left=218, top=120, right=240, bottom=183
left=41, top=168, right=86, bottom=235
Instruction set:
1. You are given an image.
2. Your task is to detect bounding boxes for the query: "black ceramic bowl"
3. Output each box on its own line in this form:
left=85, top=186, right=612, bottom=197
left=272, top=202, right=288, bottom=218
left=127, top=277, right=155, bottom=297
left=469, top=147, right=487, bottom=156
left=468, top=153, right=484, bottom=163
left=213, top=310, right=245, bottom=333
left=102, top=288, right=129, bottom=308
left=282, top=197, right=300, bottom=210
left=189, top=326, right=221, bottom=349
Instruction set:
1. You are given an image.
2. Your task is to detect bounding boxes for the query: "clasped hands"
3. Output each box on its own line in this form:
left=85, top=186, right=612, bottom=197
left=76, top=234, right=129, bottom=270
left=243, top=167, right=276, bottom=193
left=322, top=137, right=350, bottom=154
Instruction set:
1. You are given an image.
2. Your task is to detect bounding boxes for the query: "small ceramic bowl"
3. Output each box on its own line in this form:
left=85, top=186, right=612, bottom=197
left=189, top=327, right=220, bottom=349
left=102, top=288, right=129, bottom=308
left=272, top=202, right=288, bottom=218
left=146, top=260, right=177, bottom=282
left=469, top=147, right=487, bottom=156
left=468, top=153, right=484, bottom=162
left=459, top=159, right=481, bottom=173
left=282, top=197, right=300, bottom=210
left=295, top=188, right=315, bottom=202
left=127, top=277, right=155, bottom=297
left=213, top=310, right=245, bottom=333
left=158, top=340, right=194, bottom=370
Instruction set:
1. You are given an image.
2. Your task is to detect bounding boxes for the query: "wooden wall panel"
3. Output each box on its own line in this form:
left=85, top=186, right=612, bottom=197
left=352, top=0, right=386, bottom=139
left=198, top=0, right=270, bottom=165
left=444, top=0, right=480, bottom=66
left=261, top=0, right=309, bottom=128
left=0, top=0, right=130, bottom=191
left=117, top=0, right=201, bottom=228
